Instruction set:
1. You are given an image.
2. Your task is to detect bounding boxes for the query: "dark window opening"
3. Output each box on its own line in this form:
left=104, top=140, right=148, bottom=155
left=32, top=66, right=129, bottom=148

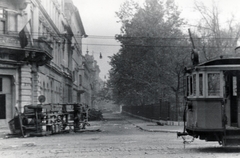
left=0, top=94, right=6, bottom=119
left=199, top=74, right=203, bottom=96
left=0, top=78, right=2, bottom=92
left=186, top=76, right=189, bottom=96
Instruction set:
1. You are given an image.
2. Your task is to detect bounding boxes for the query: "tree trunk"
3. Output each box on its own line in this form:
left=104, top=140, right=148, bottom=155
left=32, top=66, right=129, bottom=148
left=175, top=91, right=179, bottom=121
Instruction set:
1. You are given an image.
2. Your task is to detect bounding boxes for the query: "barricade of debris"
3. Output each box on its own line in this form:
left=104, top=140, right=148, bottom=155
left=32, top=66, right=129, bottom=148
left=88, top=108, right=103, bottom=121
left=7, top=103, right=101, bottom=138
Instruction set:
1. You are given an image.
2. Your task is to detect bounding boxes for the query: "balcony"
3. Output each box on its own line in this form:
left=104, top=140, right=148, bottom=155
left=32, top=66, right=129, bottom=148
left=78, top=85, right=86, bottom=94
left=62, top=66, right=72, bottom=78
left=32, top=38, right=53, bottom=57
left=0, top=34, right=53, bottom=66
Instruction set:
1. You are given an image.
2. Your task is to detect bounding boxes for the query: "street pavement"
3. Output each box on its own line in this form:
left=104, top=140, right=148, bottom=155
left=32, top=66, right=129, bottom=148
left=0, top=112, right=187, bottom=158
left=0, top=112, right=184, bottom=139
left=1, top=112, right=240, bottom=158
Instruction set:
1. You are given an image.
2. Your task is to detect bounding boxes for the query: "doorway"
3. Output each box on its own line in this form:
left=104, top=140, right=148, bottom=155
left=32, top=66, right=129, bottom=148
left=0, top=76, right=13, bottom=125
left=0, top=94, right=6, bottom=119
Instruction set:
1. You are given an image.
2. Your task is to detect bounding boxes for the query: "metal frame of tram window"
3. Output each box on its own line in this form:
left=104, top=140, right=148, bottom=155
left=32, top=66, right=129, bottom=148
left=186, top=74, right=195, bottom=98
left=199, top=73, right=204, bottom=97
left=187, top=72, right=205, bottom=98
left=205, top=71, right=223, bottom=98
left=187, top=71, right=224, bottom=98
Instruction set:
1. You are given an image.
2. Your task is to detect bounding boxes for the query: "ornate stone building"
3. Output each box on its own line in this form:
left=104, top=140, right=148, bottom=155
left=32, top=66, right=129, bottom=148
left=83, top=51, right=103, bottom=108
left=0, top=0, right=87, bottom=126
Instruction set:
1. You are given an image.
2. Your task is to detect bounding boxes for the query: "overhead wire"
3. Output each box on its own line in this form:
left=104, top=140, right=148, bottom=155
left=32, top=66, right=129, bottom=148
left=1, top=30, right=238, bottom=49
left=81, top=43, right=236, bottom=49
left=2, top=30, right=240, bottom=39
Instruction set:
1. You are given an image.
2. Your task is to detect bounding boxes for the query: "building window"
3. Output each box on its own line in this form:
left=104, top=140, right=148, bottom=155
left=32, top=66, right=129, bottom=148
left=0, top=8, right=6, bottom=34
left=208, top=73, right=220, bottom=96
left=47, top=83, right=49, bottom=102
left=79, top=75, right=82, bottom=86
left=31, top=8, right=33, bottom=34
left=72, top=71, right=75, bottom=82
left=199, top=74, right=203, bottom=96
left=38, top=21, right=42, bottom=36
left=186, top=76, right=189, bottom=96
left=68, top=86, right=71, bottom=103
left=55, top=42, right=58, bottom=63
left=0, top=78, right=2, bottom=92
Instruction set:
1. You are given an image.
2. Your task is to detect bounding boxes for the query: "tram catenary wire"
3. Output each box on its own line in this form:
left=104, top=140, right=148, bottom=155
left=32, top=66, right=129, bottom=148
left=0, top=42, right=234, bottom=49
left=0, top=30, right=239, bottom=40
left=1, top=30, right=238, bottom=48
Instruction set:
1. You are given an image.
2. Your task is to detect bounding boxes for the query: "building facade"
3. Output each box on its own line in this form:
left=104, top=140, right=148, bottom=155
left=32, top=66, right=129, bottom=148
left=83, top=52, right=103, bottom=108
left=0, top=0, right=89, bottom=126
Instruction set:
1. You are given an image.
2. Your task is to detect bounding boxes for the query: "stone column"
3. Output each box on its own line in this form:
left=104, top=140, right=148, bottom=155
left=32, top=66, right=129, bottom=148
left=19, top=64, right=32, bottom=112
left=32, top=63, right=41, bottom=105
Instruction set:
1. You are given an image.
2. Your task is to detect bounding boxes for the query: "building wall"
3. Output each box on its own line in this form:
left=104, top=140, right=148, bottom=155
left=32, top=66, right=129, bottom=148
left=37, top=0, right=70, bottom=104
left=0, top=0, right=87, bottom=125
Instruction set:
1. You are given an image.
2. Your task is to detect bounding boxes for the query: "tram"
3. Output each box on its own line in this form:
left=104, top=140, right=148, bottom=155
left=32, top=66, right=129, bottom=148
left=178, top=49, right=240, bottom=146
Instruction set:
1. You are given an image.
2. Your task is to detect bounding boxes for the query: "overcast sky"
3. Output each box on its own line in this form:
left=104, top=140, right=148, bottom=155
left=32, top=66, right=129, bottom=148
left=72, top=0, right=240, bottom=80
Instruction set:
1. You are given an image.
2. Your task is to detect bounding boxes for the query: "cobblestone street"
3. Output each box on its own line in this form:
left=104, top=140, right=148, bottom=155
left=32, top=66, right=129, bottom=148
left=0, top=112, right=240, bottom=158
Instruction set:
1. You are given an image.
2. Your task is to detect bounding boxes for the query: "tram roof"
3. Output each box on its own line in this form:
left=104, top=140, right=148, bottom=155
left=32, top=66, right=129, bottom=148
left=185, top=54, right=240, bottom=73
left=198, top=53, right=240, bottom=66
left=199, top=57, right=240, bottom=66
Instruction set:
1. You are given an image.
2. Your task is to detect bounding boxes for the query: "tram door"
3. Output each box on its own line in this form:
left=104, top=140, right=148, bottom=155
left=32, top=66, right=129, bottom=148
left=227, top=71, right=240, bottom=127
left=230, top=75, right=238, bottom=126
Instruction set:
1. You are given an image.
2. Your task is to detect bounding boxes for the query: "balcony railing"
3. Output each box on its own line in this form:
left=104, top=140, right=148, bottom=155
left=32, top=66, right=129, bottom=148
left=0, top=34, right=22, bottom=48
left=0, top=34, right=53, bottom=66
left=0, top=34, right=53, bottom=58
left=33, top=39, right=53, bottom=57
left=78, top=85, right=86, bottom=94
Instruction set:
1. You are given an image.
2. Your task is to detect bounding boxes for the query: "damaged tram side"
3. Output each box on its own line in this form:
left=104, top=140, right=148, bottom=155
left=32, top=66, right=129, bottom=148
left=178, top=53, right=240, bottom=146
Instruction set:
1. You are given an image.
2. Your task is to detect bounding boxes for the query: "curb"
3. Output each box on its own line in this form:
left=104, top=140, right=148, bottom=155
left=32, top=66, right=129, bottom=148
left=135, top=125, right=180, bottom=133
left=125, top=119, right=181, bottom=133
left=122, top=111, right=184, bottom=126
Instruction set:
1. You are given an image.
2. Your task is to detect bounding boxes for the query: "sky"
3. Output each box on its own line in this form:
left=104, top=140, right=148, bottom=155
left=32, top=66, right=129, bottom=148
left=72, top=0, right=240, bottom=81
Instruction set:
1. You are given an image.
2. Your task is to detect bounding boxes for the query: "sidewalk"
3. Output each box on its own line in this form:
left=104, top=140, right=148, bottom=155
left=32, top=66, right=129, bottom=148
left=121, top=112, right=184, bottom=133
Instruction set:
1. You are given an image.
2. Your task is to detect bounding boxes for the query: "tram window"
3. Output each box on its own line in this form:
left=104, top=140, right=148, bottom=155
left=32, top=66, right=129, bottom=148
left=208, top=73, right=220, bottom=96
left=186, top=76, right=189, bottom=96
left=193, top=74, right=196, bottom=96
left=190, top=76, right=193, bottom=95
left=233, top=76, right=237, bottom=96
left=199, top=74, right=203, bottom=96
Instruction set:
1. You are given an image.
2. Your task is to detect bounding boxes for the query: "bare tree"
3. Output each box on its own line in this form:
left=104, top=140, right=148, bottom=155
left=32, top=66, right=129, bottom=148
left=193, top=0, right=240, bottom=61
